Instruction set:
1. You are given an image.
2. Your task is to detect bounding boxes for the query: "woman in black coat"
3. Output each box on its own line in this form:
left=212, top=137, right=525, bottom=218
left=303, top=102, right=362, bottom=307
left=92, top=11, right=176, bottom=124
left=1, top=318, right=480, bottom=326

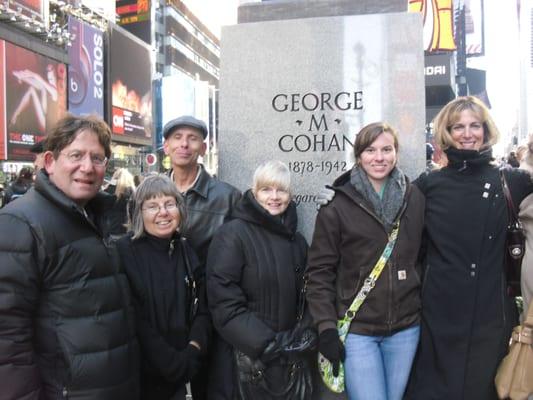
left=207, top=160, right=315, bottom=400
left=116, top=175, right=210, bottom=400
left=407, top=96, right=533, bottom=400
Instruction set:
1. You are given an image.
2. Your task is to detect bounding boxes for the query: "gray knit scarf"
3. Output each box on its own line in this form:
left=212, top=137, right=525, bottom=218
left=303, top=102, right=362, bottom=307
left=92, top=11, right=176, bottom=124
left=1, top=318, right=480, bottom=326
left=350, top=165, right=406, bottom=231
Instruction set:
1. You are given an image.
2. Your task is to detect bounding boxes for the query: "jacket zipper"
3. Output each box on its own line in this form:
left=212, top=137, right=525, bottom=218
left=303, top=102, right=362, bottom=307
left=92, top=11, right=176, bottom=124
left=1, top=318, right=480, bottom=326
left=343, top=185, right=411, bottom=332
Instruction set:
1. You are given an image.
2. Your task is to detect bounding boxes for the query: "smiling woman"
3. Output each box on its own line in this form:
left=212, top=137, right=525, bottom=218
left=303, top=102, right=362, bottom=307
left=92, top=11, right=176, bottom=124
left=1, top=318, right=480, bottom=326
left=206, top=160, right=315, bottom=399
left=116, top=174, right=210, bottom=400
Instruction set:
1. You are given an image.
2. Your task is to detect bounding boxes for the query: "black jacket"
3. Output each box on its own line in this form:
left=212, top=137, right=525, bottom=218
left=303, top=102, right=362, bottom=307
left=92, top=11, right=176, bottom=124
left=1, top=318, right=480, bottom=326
left=0, top=170, right=139, bottom=400
left=104, top=186, right=133, bottom=237
left=116, top=233, right=211, bottom=400
left=307, top=171, right=425, bottom=336
left=169, top=165, right=241, bottom=265
left=206, top=190, right=308, bottom=395
left=4, top=180, right=31, bottom=203
left=408, top=148, right=533, bottom=400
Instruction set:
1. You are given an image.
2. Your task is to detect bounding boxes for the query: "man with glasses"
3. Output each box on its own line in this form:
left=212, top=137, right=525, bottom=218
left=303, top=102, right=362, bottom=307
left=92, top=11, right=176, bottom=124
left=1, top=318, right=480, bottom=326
left=163, top=115, right=241, bottom=399
left=0, top=115, right=139, bottom=399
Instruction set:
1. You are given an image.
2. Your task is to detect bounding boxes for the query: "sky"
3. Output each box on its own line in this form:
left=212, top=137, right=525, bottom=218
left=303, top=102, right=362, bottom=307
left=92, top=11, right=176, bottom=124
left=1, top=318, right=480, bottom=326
left=182, top=0, right=240, bottom=38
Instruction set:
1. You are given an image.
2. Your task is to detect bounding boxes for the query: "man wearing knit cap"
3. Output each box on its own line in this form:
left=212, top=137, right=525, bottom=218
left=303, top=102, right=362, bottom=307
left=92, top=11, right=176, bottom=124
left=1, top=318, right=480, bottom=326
left=163, top=115, right=240, bottom=399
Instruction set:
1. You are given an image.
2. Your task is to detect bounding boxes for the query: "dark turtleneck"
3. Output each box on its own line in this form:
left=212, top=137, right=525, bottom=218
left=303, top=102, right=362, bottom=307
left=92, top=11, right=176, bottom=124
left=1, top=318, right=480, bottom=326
left=444, top=146, right=493, bottom=171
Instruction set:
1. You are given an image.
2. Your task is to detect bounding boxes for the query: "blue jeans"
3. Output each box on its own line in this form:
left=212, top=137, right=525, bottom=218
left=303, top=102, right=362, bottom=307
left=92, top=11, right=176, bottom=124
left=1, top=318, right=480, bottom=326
left=344, top=325, right=420, bottom=400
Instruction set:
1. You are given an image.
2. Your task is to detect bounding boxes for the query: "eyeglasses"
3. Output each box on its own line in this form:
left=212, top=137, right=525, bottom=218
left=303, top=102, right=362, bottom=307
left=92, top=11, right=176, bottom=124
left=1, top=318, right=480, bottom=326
left=142, top=202, right=178, bottom=215
left=60, top=150, right=108, bottom=167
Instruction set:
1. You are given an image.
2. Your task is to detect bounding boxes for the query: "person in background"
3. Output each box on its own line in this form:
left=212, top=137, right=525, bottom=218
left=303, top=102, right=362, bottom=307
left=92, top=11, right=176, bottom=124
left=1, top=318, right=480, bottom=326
left=517, top=143, right=528, bottom=165
left=105, top=167, right=136, bottom=238
left=163, top=115, right=241, bottom=399
left=307, top=122, right=425, bottom=400
left=207, top=160, right=314, bottom=399
left=407, top=96, right=533, bottom=400
left=0, top=114, right=139, bottom=399
left=116, top=175, right=210, bottom=399
left=426, top=143, right=438, bottom=172
left=3, top=166, right=33, bottom=203
left=30, top=140, right=46, bottom=173
left=507, top=151, right=520, bottom=168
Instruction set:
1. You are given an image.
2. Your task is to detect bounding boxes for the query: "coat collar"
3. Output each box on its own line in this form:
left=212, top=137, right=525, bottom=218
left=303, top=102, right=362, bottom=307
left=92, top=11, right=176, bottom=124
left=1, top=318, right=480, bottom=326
left=168, top=164, right=211, bottom=199
left=232, top=189, right=298, bottom=238
left=34, top=169, right=112, bottom=232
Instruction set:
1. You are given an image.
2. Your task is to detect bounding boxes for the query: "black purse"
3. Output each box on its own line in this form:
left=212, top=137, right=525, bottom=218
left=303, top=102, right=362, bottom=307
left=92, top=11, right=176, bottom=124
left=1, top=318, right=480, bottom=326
left=233, top=275, right=315, bottom=400
left=500, top=169, right=525, bottom=297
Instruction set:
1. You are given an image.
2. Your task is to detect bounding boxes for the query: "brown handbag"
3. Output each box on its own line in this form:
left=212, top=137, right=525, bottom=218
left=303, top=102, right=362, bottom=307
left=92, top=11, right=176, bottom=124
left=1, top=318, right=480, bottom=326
left=495, top=299, right=533, bottom=400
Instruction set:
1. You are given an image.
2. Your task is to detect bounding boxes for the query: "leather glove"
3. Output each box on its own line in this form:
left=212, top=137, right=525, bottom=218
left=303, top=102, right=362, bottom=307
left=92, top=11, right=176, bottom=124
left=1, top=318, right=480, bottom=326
left=184, top=344, right=203, bottom=381
left=318, top=329, right=345, bottom=377
left=283, top=328, right=318, bottom=358
left=260, top=330, right=297, bottom=363
left=315, top=186, right=335, bottom=209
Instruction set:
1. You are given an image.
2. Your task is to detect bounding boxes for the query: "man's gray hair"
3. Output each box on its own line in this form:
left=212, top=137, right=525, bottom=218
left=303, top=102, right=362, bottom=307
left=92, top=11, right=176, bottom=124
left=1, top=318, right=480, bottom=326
left=128, top=174, right=186, bottom=240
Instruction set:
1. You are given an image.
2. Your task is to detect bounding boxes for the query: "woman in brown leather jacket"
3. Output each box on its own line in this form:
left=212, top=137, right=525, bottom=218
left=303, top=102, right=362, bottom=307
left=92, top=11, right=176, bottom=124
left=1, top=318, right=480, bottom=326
left=306, top=122, right=425, bottom=400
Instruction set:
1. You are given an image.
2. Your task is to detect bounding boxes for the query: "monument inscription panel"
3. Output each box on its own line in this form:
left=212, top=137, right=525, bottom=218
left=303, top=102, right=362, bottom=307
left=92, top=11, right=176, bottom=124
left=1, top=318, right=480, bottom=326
left=219, top=12, right=425, bottom=242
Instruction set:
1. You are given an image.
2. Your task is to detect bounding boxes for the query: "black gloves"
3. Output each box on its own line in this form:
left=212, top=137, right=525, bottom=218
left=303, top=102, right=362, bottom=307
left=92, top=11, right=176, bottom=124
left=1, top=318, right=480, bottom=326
left=318, top=329, right=345, bottom=377
left=184, top=344, right=203, bottom=381
left=260, top=330, right=296, bottom=363
left=261, top=328, right=318, bottom=363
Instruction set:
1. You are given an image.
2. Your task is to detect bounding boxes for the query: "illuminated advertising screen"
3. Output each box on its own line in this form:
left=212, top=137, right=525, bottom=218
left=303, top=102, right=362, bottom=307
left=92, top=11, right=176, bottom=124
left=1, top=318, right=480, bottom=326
left=0, top=40, right=5, bottom=160
left=116, top=0, right=152, bottom=44
left=4, top=42, right=67, bottom=161
left=68, top=17, right=105, bottom=117
left=7, top=0, right=49, bottom=28
left=109, top=26, right=152, bottom=139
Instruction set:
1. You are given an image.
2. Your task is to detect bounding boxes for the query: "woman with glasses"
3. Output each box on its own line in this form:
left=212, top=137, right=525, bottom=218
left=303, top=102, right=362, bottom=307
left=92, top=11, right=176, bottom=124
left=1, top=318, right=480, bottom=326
left=206, top=160, right=315, bottom=399
left=116, top=174, right=210, bottom=400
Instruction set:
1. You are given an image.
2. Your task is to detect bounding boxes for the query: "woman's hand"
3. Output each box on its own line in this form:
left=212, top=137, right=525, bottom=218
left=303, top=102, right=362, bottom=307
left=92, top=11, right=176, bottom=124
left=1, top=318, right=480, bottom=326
left=318, top=329, right=345, bottom=377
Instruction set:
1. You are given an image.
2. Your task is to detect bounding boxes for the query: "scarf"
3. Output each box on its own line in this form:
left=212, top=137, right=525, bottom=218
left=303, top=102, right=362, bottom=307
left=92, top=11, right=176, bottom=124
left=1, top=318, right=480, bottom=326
left=350, top=165, right=406, bottom=230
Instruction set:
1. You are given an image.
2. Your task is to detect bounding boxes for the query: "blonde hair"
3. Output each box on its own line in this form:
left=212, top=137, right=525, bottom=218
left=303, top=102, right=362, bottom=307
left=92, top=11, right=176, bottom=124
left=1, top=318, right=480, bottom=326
left=252, top=160, right=291, bottom=195
left=433, top=96, right=499, bottom=151
left=112, top=168, right=135, bottom=199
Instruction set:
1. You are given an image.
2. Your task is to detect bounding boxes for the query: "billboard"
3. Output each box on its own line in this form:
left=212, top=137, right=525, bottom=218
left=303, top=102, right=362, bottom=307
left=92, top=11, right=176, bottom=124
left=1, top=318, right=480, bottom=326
left=68, top=17, right=105, bottom=117
left=65, top=1, right=116, bottom=21
left=408, top=0, right=456, bottom=52
left=109, top=26, right=152, bottom=139
left=116, top=0, right=152, bottom=44
left=7, top=0, right=49, bottom=28
left=4, top=42, right=67, bottom=161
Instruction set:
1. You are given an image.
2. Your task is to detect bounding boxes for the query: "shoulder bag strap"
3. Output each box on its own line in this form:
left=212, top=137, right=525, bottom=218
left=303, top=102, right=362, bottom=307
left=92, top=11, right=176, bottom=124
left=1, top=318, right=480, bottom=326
left=179, top=237, right=199, bottom=320
left=336, top=221, right=401, bottom=340
left=501, top=169, right=520, bottom=226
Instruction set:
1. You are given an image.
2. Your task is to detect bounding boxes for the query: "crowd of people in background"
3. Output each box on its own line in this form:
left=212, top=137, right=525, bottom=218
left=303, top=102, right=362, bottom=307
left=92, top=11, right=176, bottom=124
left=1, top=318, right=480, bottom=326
left=1, top=97, right=532, bottom=400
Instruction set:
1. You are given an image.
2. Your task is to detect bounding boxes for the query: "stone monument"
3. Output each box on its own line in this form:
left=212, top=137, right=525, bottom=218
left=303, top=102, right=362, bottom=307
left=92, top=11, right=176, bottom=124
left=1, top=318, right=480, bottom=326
left=218, top=3, right=424, bottom=398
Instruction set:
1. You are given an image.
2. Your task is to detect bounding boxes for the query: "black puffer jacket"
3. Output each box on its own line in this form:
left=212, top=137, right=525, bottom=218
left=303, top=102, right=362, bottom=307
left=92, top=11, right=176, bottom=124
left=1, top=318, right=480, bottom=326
left=207, top=190, right=308, bottom=358
left=0, top=170, right=139, bottom=400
